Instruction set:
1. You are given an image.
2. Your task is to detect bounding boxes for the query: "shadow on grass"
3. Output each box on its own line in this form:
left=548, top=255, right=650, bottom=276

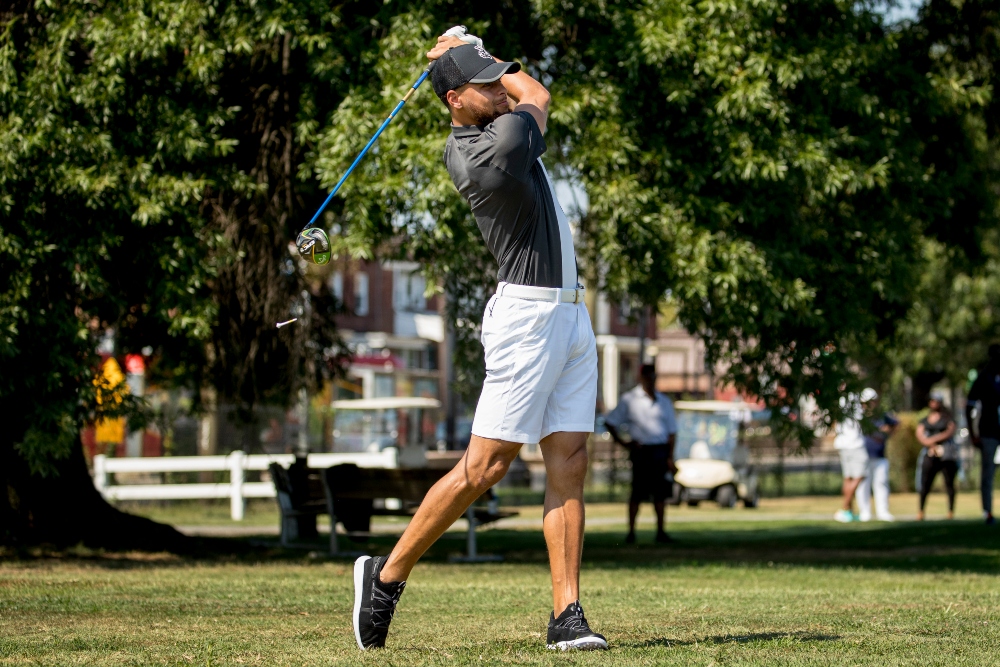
left=628, top=631, right=842, bottom=648
left=5, top=517, right=999, bottom=574
left=414, top=518, right=1000, bottom=574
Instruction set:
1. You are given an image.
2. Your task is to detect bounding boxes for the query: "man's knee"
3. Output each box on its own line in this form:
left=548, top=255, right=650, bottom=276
left=546, top=445, right=588, bottom=488
left=560, top=444, right=589, bottom=476
left=481, top=455, right=513, bottom=489
left=463, top=452, right=514, bottom=493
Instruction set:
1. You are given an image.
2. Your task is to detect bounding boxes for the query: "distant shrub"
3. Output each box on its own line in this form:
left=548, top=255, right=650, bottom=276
left=886, top=412, right=926, bottom=492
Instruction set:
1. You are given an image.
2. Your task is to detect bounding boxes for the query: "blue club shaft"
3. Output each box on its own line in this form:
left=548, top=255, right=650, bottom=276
left=302, top=63, right=436, bottom=232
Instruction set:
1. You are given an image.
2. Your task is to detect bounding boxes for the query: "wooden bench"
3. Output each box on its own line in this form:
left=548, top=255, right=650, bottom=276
left=269, top=461, right=516, bottom=559
left=269, top=460, right=326, bottom=544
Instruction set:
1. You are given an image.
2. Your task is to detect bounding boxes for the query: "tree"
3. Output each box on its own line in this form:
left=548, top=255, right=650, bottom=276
left=326, top=0, right=989, bottom=428
left=536, top=0, right=996, bottom=427
left=889, top=0, right=1000, bottom=401
left=3, top=0, right=995, bottom=550
left=0, top=0, right=373, bottom=548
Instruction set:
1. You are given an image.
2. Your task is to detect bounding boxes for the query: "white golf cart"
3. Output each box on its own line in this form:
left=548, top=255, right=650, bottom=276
left=331, top=396, right=442, bottom=468
left=670, top=400, right=760, bottom=508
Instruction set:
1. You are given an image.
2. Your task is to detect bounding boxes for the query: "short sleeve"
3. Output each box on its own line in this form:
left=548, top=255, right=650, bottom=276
left=662, top=397, right=678, bottom=435
left=604, top=397, right=629, bottom=429
left=486, top=111, right=546, bottom=182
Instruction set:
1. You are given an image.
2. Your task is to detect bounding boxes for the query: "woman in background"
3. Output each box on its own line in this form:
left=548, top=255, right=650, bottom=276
left=916, top=392, right=958, bottom=520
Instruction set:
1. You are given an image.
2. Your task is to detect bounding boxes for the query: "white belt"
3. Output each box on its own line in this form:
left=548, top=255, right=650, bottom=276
left=496, top=282, right=585, bottom=304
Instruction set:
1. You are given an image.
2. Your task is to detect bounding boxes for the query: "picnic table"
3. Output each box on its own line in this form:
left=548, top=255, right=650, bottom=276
left=269, top=457, right=516, bottom=560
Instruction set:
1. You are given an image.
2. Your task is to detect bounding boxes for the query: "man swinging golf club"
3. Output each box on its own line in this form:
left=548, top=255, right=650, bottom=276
left=352, top=28, right=606, bottom=652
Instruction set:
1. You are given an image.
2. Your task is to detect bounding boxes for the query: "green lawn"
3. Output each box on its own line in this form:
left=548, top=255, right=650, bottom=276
left=3, top=497, right=1000, bottom=666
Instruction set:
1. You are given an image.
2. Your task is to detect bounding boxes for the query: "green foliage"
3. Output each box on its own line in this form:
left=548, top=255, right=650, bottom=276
left=894, top=238, right=1000, bottom=385
left=539, top=0, right=975, bottom=423
left=886, top=411, right=924, bottom=492
left=316, top=0, right=997, bottom=427
left=3, top=0, right=997, bottom=478
left=0, top=0, right=356, bottom=470
left=890, top=0, right=1000, bottom=385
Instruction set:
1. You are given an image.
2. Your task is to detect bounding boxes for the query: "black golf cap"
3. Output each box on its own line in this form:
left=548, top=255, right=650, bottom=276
left=431, top=44, right=521, bottom=100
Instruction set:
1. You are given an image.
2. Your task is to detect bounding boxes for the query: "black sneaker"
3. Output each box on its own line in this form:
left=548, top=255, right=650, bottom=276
left=353, top=556, right=405, bottom=650
left=546, top=600, right=608, bottom=651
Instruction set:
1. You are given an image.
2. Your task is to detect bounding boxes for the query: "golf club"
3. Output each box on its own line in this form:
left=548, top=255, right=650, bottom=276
left=294, top=62, right=436, bottom=265
left=295, top=26, right=479, bottom=265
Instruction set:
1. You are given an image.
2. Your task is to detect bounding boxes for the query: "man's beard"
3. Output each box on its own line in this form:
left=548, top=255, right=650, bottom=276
left=468, top=98, right=507, bottom=125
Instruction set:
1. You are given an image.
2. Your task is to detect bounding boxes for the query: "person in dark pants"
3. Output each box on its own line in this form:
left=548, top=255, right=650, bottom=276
left=966, top=343, right=1000, bottom=525
left=916, top=392, right=958, bottom=520
left=605, top=364, right=678, bottom=544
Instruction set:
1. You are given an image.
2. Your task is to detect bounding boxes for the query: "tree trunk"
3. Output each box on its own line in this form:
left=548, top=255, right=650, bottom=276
left=1, top=432, right=193, bottom=553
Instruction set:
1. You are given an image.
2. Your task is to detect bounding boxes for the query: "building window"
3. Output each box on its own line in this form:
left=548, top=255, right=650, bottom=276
left=354, top=272, right=369, bottom=316
left=329, top=271, right=344, bottom=303
left=394, top=269, right=426, bottom=311
left=374, top=374, right=395, bottom=398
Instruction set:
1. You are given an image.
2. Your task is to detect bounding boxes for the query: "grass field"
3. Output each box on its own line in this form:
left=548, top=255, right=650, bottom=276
left=3, top=494, right=1000, bottom=666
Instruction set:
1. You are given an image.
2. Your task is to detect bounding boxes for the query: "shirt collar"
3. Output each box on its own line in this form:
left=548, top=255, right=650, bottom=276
left=451, top=124, right=484, bottom=137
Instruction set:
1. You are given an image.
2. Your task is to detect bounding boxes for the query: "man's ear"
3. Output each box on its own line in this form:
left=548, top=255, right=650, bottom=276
left=445, top=89, right=463, bottom=110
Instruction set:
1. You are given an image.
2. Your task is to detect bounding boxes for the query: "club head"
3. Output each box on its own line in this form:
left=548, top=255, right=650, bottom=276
left=296, top=228, right=331, bottom=265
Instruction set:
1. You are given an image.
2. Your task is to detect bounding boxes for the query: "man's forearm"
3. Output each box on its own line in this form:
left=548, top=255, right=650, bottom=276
left=493, top=56, right=550, bottom=132
left=499, top=61, right=550, bottom=110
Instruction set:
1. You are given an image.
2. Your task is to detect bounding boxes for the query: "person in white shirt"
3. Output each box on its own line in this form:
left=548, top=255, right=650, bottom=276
left=833, top=388, right=878, bottom=522
left=605, top=364, right=678, bottom=543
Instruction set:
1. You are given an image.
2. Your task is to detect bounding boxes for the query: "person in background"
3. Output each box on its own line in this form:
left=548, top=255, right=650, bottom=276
left=855, top=395, right=899, bottom=522
left=916, top=392, right=958, bottom=520
left=833, top=388, right=878, bottom=523
left=605, top=364, right=678, bottom=544
left=966, top=343, right=1000, bottom=525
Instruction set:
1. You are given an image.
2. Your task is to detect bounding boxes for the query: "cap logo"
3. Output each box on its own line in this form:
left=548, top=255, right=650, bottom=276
left=475, top=45, right=492, bottom=61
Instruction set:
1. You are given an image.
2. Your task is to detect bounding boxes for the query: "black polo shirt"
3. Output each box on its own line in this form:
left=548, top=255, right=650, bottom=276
left=443, top=111, right=577, bottom=289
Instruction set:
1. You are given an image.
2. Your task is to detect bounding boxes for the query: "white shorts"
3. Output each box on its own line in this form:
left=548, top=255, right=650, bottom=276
left=471, top=292, right=598, bottom=444
left=839, top=447, right=869, bottom=479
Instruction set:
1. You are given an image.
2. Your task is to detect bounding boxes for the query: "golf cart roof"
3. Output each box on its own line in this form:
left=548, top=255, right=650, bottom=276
left=331, top=397, right=441, bottom=410
left=674, top=400, right=760, bottom=412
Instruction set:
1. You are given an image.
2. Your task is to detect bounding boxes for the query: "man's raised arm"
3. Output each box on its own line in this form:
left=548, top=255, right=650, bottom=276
left=499, top=62, right=550, bottom=134
left=426, top=34, right=551, bottom=134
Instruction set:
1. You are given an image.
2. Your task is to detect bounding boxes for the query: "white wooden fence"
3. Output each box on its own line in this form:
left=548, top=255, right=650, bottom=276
left=91, top=450, right=397, bottom=520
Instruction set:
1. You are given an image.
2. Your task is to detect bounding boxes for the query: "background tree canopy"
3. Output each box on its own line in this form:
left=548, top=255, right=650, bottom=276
left=1, top=0, right=996, bottom=546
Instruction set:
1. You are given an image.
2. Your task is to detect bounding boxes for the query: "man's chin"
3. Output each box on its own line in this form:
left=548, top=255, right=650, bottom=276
left=472, top=109, right=508, bottom=125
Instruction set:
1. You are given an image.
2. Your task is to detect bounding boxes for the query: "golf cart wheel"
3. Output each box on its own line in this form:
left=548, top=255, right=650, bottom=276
left=686, top=500, right=700, bottom=507
left=716, top=484, right=737, bottom=508
left=743, top=490, right=760, bottom=508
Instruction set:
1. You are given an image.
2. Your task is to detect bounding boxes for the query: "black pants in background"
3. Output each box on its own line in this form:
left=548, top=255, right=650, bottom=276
left=919, top=456, right=958, bottom=512
left=630, top=444, right=671, bottom=503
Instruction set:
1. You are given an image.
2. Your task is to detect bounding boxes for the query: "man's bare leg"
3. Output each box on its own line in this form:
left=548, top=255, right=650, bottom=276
left=628, top=501, right=640, bottom=534
left=654, top=501, right=666, bottom=533
left=841, top=477, right=862, bottom=512
left=379, top=436, right=521, bottom=583
left=539, top=431, right=589, bottom=615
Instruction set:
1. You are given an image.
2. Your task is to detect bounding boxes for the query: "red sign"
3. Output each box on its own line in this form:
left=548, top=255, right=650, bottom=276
left=124, top=354, right=145, bottom=374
